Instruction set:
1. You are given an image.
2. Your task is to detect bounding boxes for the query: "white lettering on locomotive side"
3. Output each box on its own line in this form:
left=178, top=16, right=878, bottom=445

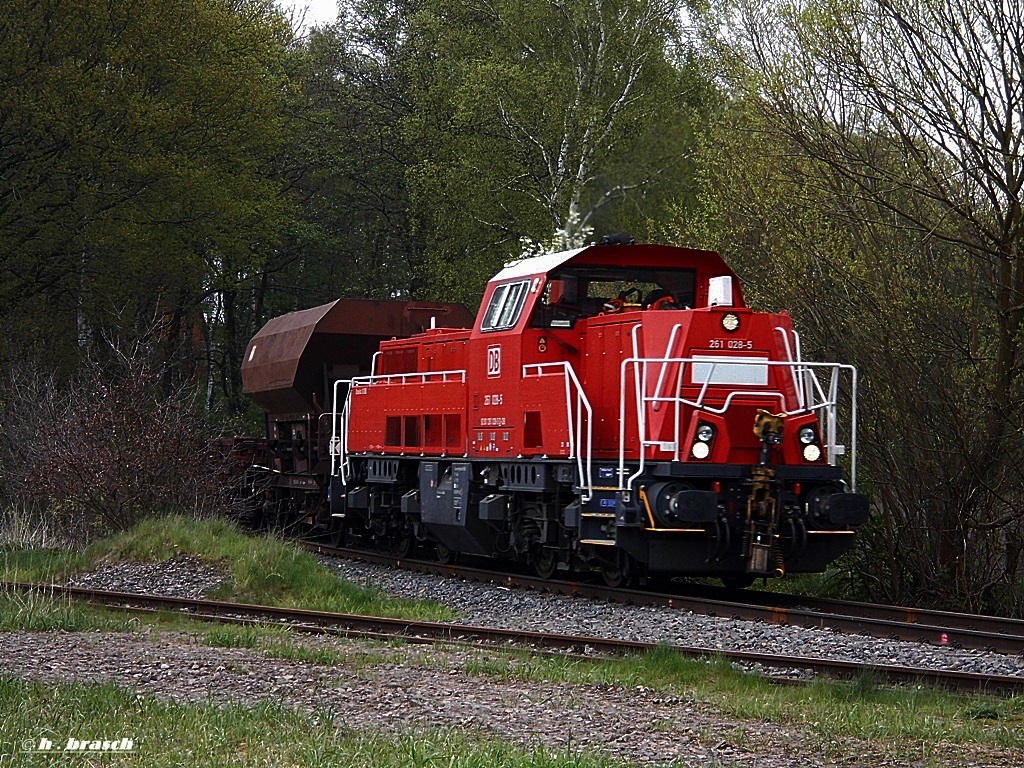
left=709, top=339, right=754, bottom=350
left=479, top=417, right=506, bottom=427
left=487, top=345, right=501, bottom=377
left=483, top=393, right=503, bottom=406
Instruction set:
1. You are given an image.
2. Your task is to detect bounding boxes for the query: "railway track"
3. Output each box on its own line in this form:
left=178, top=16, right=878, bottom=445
left=5, top=580, right=1023, bottom=695
left=299, top=542, right=1024, bottom=657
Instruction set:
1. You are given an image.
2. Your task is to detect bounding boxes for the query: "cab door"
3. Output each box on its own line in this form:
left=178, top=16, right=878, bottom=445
left=467, top=276, right=540, bottom=458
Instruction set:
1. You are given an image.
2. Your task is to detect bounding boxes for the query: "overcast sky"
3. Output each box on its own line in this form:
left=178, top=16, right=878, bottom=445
left=278, top=0, right=337, bottom=30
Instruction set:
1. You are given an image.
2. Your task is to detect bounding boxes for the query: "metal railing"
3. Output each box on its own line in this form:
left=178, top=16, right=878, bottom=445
left=616, top=334, right=859, bottom=500
left=522, top=361, right=594, bottom=501
left=330, top=369, right=468, bottom=483
left=330, top=379, right=353, bottom=483
left=328, top=335, right=857, bottom=507
left=350, top=369, right=467, bottom=386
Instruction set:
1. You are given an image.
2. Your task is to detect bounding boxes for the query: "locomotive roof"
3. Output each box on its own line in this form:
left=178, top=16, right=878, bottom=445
left=495, top=247, right=589, bottom=280
left=493, top=243, right=735, bottom=282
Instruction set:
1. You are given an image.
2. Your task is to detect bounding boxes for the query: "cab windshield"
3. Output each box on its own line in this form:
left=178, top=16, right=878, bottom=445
left=531, top=265, right=697, bottom=328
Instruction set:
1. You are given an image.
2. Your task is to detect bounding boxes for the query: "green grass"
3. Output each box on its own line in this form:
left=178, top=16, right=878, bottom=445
left=685, top=568, right=860, bottom=599
left=257, top=639, right=346, bottom=667
left=0, top=676, right=623, bottom=768
left=0, top=547, right=89, bottom=583
left=204, top=625, right=265, bottom=649
left=747, top=568, right=860, bottom=599
left=463, top=646, right=1024, bottom=754
left=0, top=588, right=138, bottom=632
left=201, top=624, right=349, bottom=666
left=0, top=515, right=455, bottom=622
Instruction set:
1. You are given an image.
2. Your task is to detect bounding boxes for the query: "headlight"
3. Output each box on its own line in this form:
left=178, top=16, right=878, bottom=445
left=802, top=444, right=821, bottom=462
left=798, top=426, right=817, bottom=445
left=696, top=424, right=714, bottom=442
left=692, top=442, right=710, bottom=459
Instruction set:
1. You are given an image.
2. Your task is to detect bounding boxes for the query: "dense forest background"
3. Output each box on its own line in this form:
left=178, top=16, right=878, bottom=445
left=1, top=0, right=1022, bottom=614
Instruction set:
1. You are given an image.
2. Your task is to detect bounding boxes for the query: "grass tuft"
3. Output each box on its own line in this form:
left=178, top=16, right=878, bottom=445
left=0, top=547, right=89, bottom=583
left=259, top=641, right=345, bottom=667
left=200, top=624, right=360, bottom=666
left=0, top=588, right=137, bottom=632
left=89, top=516, right=456, bottom=621
left=205, top=626, right=263, bottom=649
left=964, top=701, right=1005, bottom=720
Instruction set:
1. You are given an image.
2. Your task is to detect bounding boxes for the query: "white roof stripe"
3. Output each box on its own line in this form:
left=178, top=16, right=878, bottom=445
left=491, top=246, right=589, bottom=282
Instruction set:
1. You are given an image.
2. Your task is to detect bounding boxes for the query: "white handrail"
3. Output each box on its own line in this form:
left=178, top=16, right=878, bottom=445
left=522, top=362, right=594, bottom=501
left=351, top=369, right=467, bottom=386
left=774, top=326, right=805, bottom=411
left=827, top=368, right=839, bottom=463
left=650, top=324, right=682, bottom=413
left=330, top=378, right=354, bottom=483
left=793, top=330, right=812, bottom=409
left=617, top=356, right=859, bottom=497
left=621, top=325, right=646, bottom=496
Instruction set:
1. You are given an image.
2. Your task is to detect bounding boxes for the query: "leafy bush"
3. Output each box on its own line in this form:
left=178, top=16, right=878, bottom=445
left=0, top=346, right=227, bottom=539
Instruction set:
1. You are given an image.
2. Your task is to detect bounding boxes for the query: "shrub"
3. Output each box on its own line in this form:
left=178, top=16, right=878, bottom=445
left=0, top=345, right=227, bottom=539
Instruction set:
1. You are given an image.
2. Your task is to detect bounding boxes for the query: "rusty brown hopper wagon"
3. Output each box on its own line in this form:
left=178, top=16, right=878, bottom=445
left=237, top=299, right=475, bottom=526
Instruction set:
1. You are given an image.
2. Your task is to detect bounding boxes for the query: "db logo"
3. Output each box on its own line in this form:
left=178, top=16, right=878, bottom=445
left=487, top=345, right=501, bottom=378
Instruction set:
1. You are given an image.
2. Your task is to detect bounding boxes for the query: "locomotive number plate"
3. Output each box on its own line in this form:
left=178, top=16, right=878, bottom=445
left=708, top=339, right=754, bottom=350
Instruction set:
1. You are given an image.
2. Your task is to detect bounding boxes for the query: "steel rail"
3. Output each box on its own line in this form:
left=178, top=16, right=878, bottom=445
left=5, top=580, right=1022, bottom=695
left=689, top=585, right=1024, bottom=640
left=299, top=543, right=1024, bottom=656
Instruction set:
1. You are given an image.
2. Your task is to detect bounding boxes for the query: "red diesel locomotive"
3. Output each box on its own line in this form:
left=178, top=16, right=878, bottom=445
left=243, top=241, right=869, bottom=587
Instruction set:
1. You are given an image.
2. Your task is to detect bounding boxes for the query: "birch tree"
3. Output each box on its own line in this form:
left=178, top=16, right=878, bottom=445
left=462, top=0, right=694, bottom=235
left=402, top=0, right=713, bottom=297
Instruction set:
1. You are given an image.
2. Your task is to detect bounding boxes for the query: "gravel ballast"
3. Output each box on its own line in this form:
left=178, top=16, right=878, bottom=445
left=321, top=556, right=1024, bottom=679
left=66, top=553, right=227, bottom=599
left=59, top=550, right=1024, bottom=678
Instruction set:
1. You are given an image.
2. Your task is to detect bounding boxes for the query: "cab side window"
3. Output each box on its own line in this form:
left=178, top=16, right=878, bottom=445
left=481, top=280, right=530, bottom=331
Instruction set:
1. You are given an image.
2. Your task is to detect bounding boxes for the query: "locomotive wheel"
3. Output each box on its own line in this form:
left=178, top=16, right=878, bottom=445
left=600, top=552, right=637, bottom=589
left=600, top=561, right=628, bottom=588
left=435, top=542, right=457, bottom=565
left=531, top=548, right=558, bottom=579
left=391, top=526, right=416, bottom=558
left=328, top=516, right=348, bottom=547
